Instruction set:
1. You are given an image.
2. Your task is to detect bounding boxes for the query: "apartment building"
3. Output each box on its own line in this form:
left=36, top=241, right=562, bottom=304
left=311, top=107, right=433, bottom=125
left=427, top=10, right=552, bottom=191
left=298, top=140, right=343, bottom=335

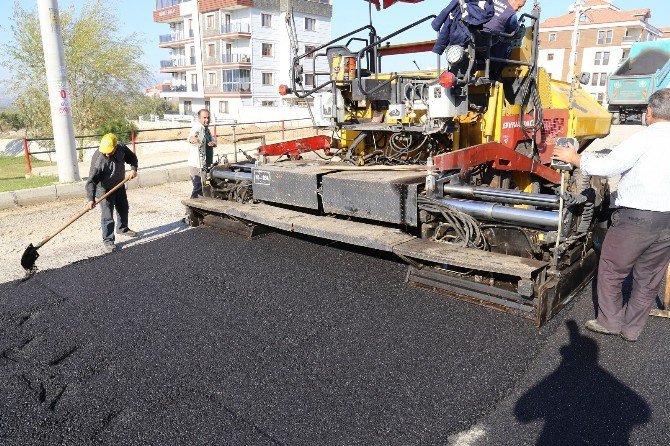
left=538, top=0, right=664, bottom=106
left=153, top=0, right=332, bottom=119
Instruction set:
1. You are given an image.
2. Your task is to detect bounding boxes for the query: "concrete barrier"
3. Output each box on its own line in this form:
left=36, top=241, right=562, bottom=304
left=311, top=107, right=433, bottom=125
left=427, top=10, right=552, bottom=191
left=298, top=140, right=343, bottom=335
left=56, top=182, right=86, bottom=201
left=137, top=169, right=169, bottom=189
left=167, top=167, right=190, bottom=182
left=0, top=191, right=17, bottom=209
left=14, top=185, right=58, bottom=207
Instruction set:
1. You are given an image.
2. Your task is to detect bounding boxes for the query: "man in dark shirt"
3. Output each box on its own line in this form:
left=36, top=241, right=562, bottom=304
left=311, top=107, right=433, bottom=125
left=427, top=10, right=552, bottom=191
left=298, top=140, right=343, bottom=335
left=85, top=133, right=138, bottom=252
left=484, top=0, right=526, bottom=77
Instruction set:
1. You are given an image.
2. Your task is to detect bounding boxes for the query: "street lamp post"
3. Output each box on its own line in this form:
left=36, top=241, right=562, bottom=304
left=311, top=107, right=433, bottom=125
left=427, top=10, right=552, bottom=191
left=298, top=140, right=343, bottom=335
left=568, top=0, right=591, bottom=104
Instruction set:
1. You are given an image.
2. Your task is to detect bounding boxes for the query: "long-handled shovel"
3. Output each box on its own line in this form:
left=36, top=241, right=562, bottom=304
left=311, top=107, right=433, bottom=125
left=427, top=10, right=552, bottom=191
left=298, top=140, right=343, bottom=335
left=21, top=175, right=133, bottom=273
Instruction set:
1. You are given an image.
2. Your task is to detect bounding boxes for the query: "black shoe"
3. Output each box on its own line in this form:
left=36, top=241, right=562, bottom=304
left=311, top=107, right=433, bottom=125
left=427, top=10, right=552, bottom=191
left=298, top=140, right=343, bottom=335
left=116, top=229, right=137, bottom=237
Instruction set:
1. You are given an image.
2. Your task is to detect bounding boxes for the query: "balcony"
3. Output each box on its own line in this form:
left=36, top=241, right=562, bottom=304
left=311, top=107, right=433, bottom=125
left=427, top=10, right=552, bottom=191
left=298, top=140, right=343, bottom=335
left=223, top=82, right=251, bottom=93
left=622, top=35, right=641, bottom=43
left=159, top=58, right=194, bottom=72
left=222, top=54, right=251, bottom=64
left=159, top=32, right=192, bottom=47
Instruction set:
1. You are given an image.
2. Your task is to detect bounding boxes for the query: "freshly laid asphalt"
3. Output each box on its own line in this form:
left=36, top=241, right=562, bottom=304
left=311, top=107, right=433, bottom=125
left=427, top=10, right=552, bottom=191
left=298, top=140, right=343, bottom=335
left=0, top=228, right=668, bottom=445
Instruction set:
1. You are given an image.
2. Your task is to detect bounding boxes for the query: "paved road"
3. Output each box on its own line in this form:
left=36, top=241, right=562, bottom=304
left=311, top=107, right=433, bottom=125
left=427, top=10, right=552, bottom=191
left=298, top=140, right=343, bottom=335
left=1, top=228, right=668, bottom=445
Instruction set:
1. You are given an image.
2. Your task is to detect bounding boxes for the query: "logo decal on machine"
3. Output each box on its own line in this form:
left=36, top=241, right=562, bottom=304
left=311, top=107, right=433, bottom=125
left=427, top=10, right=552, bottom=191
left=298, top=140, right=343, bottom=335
left=254, top=170, right=271, bottom=186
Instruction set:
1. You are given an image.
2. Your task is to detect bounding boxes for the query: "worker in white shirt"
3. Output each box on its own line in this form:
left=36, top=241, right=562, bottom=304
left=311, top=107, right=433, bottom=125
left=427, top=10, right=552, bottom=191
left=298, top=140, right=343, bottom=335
left=553, top=88, right=670, bottom=342
left=187, top=109, right=217, bottom=198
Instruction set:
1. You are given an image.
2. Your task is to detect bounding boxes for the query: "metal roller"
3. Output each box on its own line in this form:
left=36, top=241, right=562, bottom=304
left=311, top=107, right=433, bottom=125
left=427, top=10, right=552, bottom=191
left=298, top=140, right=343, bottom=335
left=436, top=197, right=560, bottom=229
left=211, top=169, right=253, bottom=182
left=443, top=185, right=560, bottom=209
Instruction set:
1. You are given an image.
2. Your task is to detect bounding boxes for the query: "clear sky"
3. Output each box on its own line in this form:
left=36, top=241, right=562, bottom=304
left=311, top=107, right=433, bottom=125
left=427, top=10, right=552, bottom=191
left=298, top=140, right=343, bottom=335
left=0, top=0, right=668, bottom=99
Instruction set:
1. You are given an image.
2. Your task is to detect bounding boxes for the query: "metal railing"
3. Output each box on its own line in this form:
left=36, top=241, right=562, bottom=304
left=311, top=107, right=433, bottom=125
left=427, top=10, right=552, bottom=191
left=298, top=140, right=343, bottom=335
left=222, top=82, right=251, bottom=93
left=159, top=33, right=187, bottom=43
left=160, top=58, right=192, bottom=68
left=221, top=23, right=251, bottom=34
left=222, top=54, right=251, bottom=64
left=20, top=118, right=318, bottom=174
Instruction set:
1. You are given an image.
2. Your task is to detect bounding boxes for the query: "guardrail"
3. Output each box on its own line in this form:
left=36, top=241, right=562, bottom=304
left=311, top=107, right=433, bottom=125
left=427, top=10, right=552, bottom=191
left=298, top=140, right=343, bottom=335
left=21, top=118, right=318, bottom=174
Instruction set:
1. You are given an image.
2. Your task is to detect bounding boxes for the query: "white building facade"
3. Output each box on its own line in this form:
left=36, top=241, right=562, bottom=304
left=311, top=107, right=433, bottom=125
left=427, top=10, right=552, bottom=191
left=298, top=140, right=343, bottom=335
left=153, top=0, right=332, bottom=120
left=537, top=0, right=664, bottom=106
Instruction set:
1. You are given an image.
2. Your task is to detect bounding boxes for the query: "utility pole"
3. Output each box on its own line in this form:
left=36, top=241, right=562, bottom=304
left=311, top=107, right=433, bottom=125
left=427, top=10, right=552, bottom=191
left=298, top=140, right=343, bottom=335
left=567, top=0, right=590, bottom=104
left=37, top=0, right=80, bottom=182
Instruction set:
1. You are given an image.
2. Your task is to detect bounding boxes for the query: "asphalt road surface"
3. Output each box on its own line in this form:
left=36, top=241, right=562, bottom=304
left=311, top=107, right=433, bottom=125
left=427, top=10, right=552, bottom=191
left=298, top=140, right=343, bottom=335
left=1, top=227, right=669, bottom=445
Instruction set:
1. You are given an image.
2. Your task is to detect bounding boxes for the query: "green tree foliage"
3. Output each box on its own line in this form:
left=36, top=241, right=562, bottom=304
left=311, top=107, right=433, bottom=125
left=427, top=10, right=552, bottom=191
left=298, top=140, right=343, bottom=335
left=0, top=110, right=26, bottom=132
left=97, top=118, right=137, bottom=144
left=1, top=0, right=152, bottom=135
left=127, top=96, right=178, bottom=120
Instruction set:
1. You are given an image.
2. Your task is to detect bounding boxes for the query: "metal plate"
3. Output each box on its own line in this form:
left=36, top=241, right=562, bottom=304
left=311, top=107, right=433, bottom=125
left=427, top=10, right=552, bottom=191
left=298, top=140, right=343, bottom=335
left=321, top=170, right=424, bottom=226
left=251, top=161, right=325, bottom=210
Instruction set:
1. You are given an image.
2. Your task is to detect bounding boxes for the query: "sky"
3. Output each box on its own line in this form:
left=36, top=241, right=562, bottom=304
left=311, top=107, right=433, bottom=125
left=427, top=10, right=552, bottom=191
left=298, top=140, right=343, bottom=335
left=0, top=0, right=669, bottom=101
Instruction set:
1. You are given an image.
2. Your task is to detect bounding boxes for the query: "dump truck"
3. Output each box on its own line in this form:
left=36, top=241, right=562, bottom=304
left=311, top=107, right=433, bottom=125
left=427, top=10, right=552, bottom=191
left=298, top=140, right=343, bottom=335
left=183, top=0, right=612, bottom=326
left=607, top=40, right=670, bottom=125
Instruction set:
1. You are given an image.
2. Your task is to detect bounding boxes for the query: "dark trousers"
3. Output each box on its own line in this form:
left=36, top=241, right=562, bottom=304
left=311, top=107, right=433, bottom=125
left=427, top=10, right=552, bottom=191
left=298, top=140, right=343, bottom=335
left=189, top=167, right=203, bottom=199
left=596, top=208, right=670, bottom=339
left=97, top=186, right=130, bottom=244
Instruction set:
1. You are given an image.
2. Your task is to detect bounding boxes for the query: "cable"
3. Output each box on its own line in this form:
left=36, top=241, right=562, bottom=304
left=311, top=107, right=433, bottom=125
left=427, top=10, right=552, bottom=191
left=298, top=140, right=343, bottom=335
left=418, top=196, right=488, bottom=250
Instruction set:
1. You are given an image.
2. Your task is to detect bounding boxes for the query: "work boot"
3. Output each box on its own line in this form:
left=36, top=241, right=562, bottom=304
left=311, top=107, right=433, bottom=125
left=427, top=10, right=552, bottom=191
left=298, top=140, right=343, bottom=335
left=116, top=229, right=138, bottom=237
left=584, top=319, right=619, bottom=336
left=103, top=242, right=119, bottom=253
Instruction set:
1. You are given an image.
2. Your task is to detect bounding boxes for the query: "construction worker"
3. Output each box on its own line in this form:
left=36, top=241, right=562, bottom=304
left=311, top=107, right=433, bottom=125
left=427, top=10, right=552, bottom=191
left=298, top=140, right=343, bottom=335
left=552, top=89, right=670, bottom=342
left=85, top=133, right=138, bottom=252
left=187, top=109, right=217, bottom=198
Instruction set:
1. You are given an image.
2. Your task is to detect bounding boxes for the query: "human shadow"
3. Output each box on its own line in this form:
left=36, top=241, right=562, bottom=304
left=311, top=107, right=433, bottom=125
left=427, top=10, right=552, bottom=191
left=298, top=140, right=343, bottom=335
left=514, top=320, right=650, bottom=446
left=116, top=220, right=188, bottom=248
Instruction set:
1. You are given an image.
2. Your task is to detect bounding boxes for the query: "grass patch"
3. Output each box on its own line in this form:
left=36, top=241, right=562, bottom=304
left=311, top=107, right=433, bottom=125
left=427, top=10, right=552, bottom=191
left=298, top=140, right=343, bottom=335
left=0, top=175, right=58, bottom=193
left=0, top=156, right=57, bottom=192
left=0, top=155, right=53, bottom=180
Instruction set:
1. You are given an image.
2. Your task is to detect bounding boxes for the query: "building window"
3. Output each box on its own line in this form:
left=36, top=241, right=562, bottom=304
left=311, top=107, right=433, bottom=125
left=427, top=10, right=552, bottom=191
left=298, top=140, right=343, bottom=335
left=548, top=33, right=557, bottom=42
left=304, top=73, right=315, bottom=87
left=262, top=72, right=274, bottom=86
left=262, top=43, right=273, bottom=57
left=547, top=53, right=554, bottom=61
left=599, top=73, right=607, bottom=86
left=208, top=72, right=216, bottom=85
left=305, top=17, right=316, bottom=31
left=261, top=13, right=272, bottom=28
left=591, top=73, right=599, bottom=86
left=597, top=30, right=613, bottom=45
left=207, top=43, right=215, bottom=57
left=597, top=93, right=605, bottom=103
left=191, top=74, right=198, bottom=91
left=184, top=100, right=192, bottom=114
left=594, top=52, right=601, bottom=65
left=222, top=69, right=251, bottom=92
left=305, top=45, right=318, bottom=57
left=219, top=101, right=229, bottom=114
left=602, top=51, right=610, bottom=65
left=206, top=14, right=214, bottom=28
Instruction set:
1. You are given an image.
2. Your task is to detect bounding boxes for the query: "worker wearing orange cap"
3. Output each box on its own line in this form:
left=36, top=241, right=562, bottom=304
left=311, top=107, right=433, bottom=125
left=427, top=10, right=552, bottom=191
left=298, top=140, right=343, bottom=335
left=85, top=133, right=139, bottom=252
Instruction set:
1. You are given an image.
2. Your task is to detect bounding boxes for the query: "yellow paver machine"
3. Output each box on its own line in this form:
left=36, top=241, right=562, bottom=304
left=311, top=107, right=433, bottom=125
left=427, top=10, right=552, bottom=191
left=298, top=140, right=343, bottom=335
left=184, top=0, right=612, bottom=326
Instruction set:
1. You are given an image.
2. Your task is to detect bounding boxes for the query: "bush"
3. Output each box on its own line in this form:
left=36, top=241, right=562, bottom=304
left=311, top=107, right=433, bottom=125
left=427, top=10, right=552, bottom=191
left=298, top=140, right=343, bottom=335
left=96, top=119, right=137, bottom=143
left=0, top=110, right=26, bottom=132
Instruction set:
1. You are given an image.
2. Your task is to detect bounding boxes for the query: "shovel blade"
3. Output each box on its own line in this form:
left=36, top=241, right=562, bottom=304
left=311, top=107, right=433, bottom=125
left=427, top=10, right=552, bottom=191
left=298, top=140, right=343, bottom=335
left=21, top=244, right=40, bottom=271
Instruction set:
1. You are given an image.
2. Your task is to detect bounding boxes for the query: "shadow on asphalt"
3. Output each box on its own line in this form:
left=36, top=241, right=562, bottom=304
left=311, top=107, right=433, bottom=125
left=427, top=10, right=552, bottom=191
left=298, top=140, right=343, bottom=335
left=514, top=320, right=650, bottom=445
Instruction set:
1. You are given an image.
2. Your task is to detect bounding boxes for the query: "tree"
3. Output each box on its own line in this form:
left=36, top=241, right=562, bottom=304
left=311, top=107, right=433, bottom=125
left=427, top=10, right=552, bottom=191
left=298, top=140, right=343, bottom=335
left=1, top=0, right=152, bottom=135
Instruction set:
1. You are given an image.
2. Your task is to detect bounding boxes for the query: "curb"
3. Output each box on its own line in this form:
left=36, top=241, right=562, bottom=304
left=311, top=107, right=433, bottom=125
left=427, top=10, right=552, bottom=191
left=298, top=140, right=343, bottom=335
left=0, top=166, right=189, bottom=211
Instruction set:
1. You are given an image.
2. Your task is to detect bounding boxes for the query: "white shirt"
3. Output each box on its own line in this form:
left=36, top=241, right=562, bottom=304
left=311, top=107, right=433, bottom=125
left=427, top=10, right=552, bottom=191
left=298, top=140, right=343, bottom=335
left=187, top=122, right=214, bottom=168
left=580, top=122, right=670, bottom=212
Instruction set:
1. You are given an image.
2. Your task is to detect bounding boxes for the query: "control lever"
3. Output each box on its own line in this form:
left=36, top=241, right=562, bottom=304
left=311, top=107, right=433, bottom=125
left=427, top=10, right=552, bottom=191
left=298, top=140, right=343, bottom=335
left=551, top=137, right=577, bottom=171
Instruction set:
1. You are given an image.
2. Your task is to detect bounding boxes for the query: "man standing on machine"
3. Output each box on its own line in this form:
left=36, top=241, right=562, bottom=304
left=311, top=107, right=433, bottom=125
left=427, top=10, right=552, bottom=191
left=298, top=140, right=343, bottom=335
left=187, top=109, right=217, bottom=198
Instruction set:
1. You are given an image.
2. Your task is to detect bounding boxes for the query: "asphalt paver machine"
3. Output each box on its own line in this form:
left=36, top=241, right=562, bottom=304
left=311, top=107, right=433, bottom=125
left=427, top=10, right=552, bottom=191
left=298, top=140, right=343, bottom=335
left=183, top=0, right=612, bottom=326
